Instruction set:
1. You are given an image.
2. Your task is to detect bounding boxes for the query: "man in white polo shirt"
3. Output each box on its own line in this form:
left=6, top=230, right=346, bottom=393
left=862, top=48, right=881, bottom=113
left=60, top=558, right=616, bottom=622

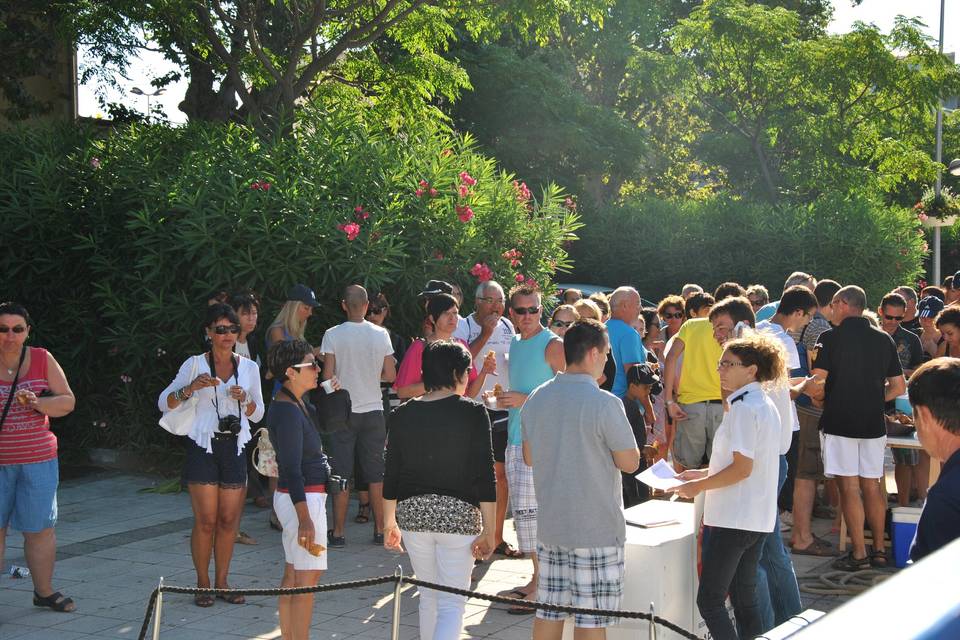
left=453, top=280, right=518, bottom=557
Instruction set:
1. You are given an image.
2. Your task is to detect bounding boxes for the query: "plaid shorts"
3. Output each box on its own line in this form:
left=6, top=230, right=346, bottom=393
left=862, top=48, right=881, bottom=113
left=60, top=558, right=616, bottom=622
left=505, top=444, right=538, bottom=553
left=536, top=543, right=625, bottom=627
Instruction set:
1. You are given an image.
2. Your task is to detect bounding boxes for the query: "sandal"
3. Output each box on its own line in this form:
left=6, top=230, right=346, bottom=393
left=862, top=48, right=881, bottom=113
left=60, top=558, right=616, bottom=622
left=507, top=600, right=536, bottom=615
left=832, top=552, right=871, bottom=572
left=497, top=588, right=528, bottom=599
left=493, top=541, right=524, bottom=559
left=235, top=530, right=258, bottom=545
left=194, top=593, right=215, bottom=608
left=870, top=549, right=888, bottom=568
left=33, top=591, right=76, bottom=613
left=354, top=502, right=371, bottom=524
left=216, top=589, right=246, bottom=605
left=791, top=536, right=835, bottom=557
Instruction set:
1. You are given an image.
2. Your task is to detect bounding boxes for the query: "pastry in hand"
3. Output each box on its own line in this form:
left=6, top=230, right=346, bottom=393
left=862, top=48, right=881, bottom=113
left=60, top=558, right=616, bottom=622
left=306, top=541, right=326, bottom=556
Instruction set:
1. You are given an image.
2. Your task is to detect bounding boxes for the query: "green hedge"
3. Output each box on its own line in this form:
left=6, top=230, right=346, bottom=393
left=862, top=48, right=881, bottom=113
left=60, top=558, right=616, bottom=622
left=570, top=194, right=926, bottom=305
left=0, top=108, right=579, bottom=453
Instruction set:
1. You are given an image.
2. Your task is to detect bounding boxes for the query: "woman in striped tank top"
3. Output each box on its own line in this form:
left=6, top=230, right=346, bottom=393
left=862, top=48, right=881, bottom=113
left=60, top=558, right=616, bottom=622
left=0, top=302, right=77, bottom=612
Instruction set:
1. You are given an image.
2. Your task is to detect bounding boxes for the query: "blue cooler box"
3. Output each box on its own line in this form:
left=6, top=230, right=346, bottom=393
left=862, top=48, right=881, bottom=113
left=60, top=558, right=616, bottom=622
left=891, top=506, right=923, bottom=568
left=894, top=394, right=912, bottom=416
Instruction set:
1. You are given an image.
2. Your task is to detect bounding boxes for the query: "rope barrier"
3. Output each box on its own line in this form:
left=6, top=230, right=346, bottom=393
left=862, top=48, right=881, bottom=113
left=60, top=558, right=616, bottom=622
left=136, top=573, right=703, bottom=640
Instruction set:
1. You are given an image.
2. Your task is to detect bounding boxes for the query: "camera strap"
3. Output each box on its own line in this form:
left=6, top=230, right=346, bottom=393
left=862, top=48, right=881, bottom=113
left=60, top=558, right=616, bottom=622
left=278, top=386, right=313, bottom=425
left=207, top=351, right=241, bottom=423
left=0, top=345, right=27, bottom=432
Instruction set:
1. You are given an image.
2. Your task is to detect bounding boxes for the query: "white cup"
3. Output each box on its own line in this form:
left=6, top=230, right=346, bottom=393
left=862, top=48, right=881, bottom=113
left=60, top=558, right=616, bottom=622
left=321, top=379, right=336, bottom=394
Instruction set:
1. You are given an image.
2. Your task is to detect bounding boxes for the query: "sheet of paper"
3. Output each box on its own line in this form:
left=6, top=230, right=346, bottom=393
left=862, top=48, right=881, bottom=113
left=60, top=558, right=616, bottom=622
left=635, top=459, right=684, bottom=491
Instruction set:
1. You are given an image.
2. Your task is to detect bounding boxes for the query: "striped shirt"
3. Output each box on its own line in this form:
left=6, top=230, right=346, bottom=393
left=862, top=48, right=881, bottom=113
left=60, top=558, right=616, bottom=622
left=0, top=347, right=58, bottom=465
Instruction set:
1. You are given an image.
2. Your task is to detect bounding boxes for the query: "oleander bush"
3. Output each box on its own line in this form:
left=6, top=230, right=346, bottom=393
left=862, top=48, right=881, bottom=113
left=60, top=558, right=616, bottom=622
left=0, top=107, right=579, bottom=453
left=571, top=193, right=926, bottom=305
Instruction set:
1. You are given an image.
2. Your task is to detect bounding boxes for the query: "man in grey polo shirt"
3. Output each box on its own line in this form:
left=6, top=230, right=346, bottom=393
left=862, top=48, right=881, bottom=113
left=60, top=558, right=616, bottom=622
left=522, top=319, right=640, bottom=638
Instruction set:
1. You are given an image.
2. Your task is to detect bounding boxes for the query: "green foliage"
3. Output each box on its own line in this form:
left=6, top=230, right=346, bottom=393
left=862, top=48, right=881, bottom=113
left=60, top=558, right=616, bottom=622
left=0, top=109, right=578, bottom=452
left=571, top=194, right=926, bottom=305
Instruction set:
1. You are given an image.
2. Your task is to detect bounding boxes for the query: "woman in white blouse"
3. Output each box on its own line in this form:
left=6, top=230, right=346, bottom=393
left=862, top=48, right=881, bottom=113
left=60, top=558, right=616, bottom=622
left=159, top=303, right=264, bottom=607
left=674, top=333, right=785, bottom=640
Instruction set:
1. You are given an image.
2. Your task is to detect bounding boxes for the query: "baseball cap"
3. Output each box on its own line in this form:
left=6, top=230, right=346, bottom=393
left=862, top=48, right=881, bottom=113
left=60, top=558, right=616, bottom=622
left=287, top=284, right=320, bottom=307
left=917, top=296, right=945, bottom=318
left=419, top=280, right=453, bottom=297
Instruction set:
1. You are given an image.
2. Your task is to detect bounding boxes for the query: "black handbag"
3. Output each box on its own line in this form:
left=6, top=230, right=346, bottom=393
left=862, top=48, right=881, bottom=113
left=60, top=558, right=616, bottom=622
left=308, top=387, right=352, bottom=433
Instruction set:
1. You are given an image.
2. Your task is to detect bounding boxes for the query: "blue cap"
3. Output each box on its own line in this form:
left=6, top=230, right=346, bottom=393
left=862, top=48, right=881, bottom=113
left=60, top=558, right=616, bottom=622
left=917, top=296, right=944, bottom=318
left=287, top=284, right=320, bottom=307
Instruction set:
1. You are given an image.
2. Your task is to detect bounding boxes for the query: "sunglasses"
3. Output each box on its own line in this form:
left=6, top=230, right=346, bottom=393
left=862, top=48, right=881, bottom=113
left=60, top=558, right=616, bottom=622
left=292, top=362, right=320, bottom=371
left=661, top=312, right=683, bottom=320
left=512, top=306, right=541, bottom=315
left=368, top=306, right=387, bottom=314
left=883, top=314, right=904, bottom=322
left=717, top=360, right=746, bottom=370
left=212, top=324, right=241, bottom=335
left=551, top=320, right=574, bottom=328
left=0, top=326, right=27, bottom=334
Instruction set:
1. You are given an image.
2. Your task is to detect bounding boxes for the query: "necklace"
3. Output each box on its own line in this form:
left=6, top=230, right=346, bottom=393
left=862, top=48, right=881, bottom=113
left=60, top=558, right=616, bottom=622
left=0, top=349, right=21, bottom=376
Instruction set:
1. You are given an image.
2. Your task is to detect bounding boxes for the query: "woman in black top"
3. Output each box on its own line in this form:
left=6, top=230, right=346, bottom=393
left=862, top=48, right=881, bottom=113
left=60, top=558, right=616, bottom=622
left=383, top=340, right=496, bottom=640
left=265, top=339, right=334, bottom=640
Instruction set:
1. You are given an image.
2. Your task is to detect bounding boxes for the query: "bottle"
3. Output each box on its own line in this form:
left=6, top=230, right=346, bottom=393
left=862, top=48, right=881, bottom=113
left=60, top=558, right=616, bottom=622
left=9, top=565, right=30, bottom=578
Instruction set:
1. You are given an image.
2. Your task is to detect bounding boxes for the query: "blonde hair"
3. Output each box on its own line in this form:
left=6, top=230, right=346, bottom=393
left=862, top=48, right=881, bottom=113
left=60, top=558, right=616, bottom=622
left=550, top=304, right=581, bottom=323
left=269, top=300, right=308, bottom=341
left=574, top=299, right=602, bottom=321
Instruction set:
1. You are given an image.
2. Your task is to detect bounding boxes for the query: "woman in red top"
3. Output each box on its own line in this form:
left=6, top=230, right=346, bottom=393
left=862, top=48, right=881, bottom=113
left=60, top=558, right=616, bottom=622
left=0, top=302, right=76, bottom=612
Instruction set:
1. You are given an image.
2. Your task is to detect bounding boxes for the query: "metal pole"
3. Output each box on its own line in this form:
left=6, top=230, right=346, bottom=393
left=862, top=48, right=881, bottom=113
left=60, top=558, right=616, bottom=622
left=390, top=566, right=404, bottom=640
left=934, top=0, right=946, bottom=285
left=648, top=602, right=657, bottom=640
left=152, top=577, right=164, bottom=640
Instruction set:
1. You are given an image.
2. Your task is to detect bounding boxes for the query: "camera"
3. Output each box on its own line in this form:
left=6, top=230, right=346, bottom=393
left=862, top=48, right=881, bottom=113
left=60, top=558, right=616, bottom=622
left=327, top=475, right=348, bottom=494
left=218, top=414, right=242, bottom=436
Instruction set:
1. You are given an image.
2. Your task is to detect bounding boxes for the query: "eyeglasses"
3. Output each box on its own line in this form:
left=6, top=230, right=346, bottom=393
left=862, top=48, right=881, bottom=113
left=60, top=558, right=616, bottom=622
left=212, top=324, right=241, bottom=335
left=717, top=360, right=746, bottom=370
left=292, top=362, right=320, bottom=371
left=661, top=312, right=683, bottom=320
left=477, top=296, right=505, bottom=305
left=551, top=320, right=574, bottom=328
left=0, top=326, right=27, bottom=334
left=883, top=314, right=904, bottom=322
left=512, top=306, right=541, bottom=315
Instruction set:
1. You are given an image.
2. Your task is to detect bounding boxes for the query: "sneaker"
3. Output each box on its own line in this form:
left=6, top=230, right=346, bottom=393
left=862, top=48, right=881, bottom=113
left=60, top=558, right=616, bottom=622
left=327, top=530, right=346, bottom=548
left=780, top=511, right=794, bottom=529
left=373, top=532, right=384, bottom=545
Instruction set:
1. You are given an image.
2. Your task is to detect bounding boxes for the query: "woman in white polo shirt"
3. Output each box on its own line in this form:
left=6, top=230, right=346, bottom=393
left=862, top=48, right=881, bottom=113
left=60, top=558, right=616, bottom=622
left=674, top=333, right=785, bottom=640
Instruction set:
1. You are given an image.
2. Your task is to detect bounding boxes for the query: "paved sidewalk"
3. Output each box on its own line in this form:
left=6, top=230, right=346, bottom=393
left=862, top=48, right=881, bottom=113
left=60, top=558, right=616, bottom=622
left=0, top=470, right=864, bottom=639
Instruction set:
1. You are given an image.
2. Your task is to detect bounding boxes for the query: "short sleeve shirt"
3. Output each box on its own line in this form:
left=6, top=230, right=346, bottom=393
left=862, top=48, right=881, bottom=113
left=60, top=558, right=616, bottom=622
left=606, top=318, right=647, bottom=398
left=755, top=301, right=779, bottom=323
left=891, top=326, right=923, bottom=374
left=320, top=321, right=394, bottom=413
left=757, top=320, right=801, bottom=444
left=812, top=317, right=903, bottom=439
left=453, top=314, right=515, bottom=396
left=675, top=319, right=722, bottom=404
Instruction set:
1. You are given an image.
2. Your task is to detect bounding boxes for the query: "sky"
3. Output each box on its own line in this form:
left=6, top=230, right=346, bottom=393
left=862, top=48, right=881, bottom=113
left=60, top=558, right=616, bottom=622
left=77, top=1, right=960, bottom=124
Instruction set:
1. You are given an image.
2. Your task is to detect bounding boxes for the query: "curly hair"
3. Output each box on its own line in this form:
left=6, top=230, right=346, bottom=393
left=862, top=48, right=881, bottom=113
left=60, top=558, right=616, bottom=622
left=723, top=332, right=788, bottom=386
left=657, top=295, right=685, bottom=316
left=936, top=305, right=960, bottom=330
left=267, top=339, right=313, bottom=383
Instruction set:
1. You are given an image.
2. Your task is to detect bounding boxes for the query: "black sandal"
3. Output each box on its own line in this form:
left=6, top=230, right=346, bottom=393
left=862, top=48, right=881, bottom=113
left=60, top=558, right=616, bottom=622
left=194, top=593, right=215, bottom=608
left=354, top=502, right=371, bottom=524
left=493, top=541, right=524, bottom=559
left=33, top=591, right=76, bottom=613
left=870, top=549, right=888, bottom=568
left=832, top=552, right=871, bottom=572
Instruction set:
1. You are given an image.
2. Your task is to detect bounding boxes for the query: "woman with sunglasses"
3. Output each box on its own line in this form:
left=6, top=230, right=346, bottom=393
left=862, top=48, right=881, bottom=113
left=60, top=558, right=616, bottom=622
left=158, top=303, right=264, bottom=607
left=548, top=304, right=580, bottom=338
left=395, top=294, right=494, bottom=400
left=0, top=302, right=76, bottom=613
left=657, top=295, right=685, bottom=340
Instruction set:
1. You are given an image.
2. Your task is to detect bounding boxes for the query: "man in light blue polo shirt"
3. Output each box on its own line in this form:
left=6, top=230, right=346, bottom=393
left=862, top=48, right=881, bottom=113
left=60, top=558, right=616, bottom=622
left=606, top=287, right=647, bottom=398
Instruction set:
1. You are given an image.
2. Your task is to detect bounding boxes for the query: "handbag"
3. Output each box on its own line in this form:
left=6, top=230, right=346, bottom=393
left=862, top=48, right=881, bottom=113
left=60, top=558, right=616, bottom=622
left=308, top=386, right=352, bottom=433
left=251, top=427, right=279, bottom=477
left=159, top=356, right=200, bottom=436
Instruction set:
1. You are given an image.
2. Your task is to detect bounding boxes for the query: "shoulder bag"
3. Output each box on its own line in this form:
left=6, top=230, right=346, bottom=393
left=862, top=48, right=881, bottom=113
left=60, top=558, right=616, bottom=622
left=251, top=427, right=279, bottom=477
left=0, top=346, right=27, bottom=431
left=158, top=356, right=200, bottom=436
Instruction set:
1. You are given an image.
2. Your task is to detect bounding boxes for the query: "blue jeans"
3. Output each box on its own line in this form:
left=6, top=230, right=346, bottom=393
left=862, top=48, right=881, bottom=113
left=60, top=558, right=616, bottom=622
left=698, top=526, right=765, bottom=640
left=755, top=455, right=802, bottom=631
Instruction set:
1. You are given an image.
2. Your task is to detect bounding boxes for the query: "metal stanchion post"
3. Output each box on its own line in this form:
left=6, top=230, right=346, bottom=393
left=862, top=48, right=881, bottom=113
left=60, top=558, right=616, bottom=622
left=390, top=566, right=404, bottom=640
left=152, top=577, right=164, bottom=640
left=648, top=602, right=657, bottom=640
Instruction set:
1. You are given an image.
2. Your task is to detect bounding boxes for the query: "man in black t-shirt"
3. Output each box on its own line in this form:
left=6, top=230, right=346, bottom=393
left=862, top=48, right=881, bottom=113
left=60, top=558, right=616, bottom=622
left=809, top=286, right=906, bottom=571
left=893, top=286, right=921, bottom=334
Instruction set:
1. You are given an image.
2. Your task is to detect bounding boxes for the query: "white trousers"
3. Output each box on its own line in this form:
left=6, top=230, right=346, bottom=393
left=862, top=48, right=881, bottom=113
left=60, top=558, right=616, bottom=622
left=402, top=529, right=476, bottom=640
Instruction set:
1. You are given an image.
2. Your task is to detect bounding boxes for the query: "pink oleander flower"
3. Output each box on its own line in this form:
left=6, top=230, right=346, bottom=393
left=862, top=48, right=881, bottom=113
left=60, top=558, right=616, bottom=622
left=456, top=205, right=474, bottom=222
left=512, top=180, right=532, bottom=203
left=90, top=157, right=101, bottom=169
left=250, top=180, right=271, bottom=191
left=515, top=273, right=525, bottom=283
left=433, top=251, right=444, bottom=260
left=419, top=179, right=430, bottom=188
left=524, top=278, right=538, bottom=289
left=459, top=171, right=477, bottom=187
left=415, top=188, right=425, bottom=197
left=337, top=222, right=361, bottom=241
left=470, top=262, right=494, bottom=282
left=458, top=185, right=470, bottom=199
left=918, top=212, right=929, bottom=223
left=429, top=188, right=438, bottom=197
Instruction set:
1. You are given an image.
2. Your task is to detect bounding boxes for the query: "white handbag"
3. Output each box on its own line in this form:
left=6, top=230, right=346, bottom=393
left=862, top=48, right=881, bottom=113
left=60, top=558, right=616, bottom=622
left=158, top=356, right=200, bottom=436
left=252, top=427, right=279, bottom=477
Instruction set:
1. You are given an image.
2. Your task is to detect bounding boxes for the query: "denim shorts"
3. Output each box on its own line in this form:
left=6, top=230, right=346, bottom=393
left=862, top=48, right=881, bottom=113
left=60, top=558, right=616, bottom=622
left=183, top=437, right=247, bottom=489
left=0, top=458, right=59, bottom=532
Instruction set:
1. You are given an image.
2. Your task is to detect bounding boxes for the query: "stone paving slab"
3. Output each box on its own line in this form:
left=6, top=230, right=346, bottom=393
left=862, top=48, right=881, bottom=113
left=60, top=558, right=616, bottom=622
left=0, top=469, right=891, bottom=639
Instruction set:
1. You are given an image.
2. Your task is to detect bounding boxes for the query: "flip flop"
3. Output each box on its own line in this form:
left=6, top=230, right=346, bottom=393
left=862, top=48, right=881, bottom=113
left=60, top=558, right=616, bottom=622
left=791, top=537, right=835, bottom=557
left=216, top=592, right=246, bottom=605
left=497, top=588, right=528, bottom=599
left=194, top=593, right=215, bottom=608
left=493, top=541, right=524, bottom=558
left=235, top=530, right=258, bottom=545
left=507, top=601, right=536, bottom=615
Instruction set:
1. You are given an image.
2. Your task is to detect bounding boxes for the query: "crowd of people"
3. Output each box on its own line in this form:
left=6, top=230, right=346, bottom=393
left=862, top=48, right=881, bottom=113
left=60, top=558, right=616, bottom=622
left=3, top=266, right=960, bottom=639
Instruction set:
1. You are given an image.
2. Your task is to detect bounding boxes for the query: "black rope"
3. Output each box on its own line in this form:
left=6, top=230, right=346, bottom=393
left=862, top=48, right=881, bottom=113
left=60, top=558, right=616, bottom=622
left=137, top=574, right=702, bottom=640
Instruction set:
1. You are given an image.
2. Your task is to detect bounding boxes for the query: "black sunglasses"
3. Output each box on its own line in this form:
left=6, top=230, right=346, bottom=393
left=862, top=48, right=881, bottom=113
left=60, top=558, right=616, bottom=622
left=368, top=306, right=388, bottom=314
left=212, top=324, right=241, bottom=335
left=0, top=326, right=27, bottom=334
left=883, top=314, right=904, bottom=322
left=661, top=312, right=683, bottom=320
left=512, top=306, right=541, bottom=315
left=551, top=320, right=574, bottom=328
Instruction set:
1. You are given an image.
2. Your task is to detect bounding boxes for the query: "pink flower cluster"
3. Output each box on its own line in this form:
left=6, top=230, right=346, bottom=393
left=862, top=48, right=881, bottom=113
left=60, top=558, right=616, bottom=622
left=416, top=179, right=439, bottom=198
left=354, top=205, right=370, bottom=220
left=512, top=180, right=532, bottom=204
left=470, top=262, right=494, bottom=282
left=456, top=204, right=474, bottom=222
left=250, top=180, right=271, bottom=191
left=502, top=248, right=523, bottom=267
left=337, top=222, right=361, bottom=241
left=456, top=171, right=477, bottom=200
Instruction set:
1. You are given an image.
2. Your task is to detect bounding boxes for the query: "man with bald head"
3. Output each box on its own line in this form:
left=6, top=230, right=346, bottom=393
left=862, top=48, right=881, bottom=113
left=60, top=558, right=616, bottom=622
left=607, top=287, right=647, bottom=399
left=321, top=284, right=397, bottom=546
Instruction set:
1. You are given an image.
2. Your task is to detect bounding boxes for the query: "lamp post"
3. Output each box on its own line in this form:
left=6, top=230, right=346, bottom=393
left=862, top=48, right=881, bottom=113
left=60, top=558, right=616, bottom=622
left=130, top=87, right=165, bottom=123
left=933, top=0, right=947, bottom=285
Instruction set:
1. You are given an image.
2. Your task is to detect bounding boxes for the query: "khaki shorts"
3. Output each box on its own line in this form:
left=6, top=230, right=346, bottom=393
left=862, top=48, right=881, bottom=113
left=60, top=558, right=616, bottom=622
left=796, top=406, right=824, bottom=481
left=673, top=401, right=724, bottom=469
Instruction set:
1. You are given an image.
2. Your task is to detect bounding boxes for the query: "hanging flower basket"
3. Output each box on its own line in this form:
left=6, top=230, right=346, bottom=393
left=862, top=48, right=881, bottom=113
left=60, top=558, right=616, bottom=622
left=916, top=186, right=960, bottom=227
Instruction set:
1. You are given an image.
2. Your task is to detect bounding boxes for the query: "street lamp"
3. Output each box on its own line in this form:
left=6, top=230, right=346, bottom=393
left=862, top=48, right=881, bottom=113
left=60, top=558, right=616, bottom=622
left=933, top=0, right=948, bottom=285
left=129, top=87, right=165, bottom=123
